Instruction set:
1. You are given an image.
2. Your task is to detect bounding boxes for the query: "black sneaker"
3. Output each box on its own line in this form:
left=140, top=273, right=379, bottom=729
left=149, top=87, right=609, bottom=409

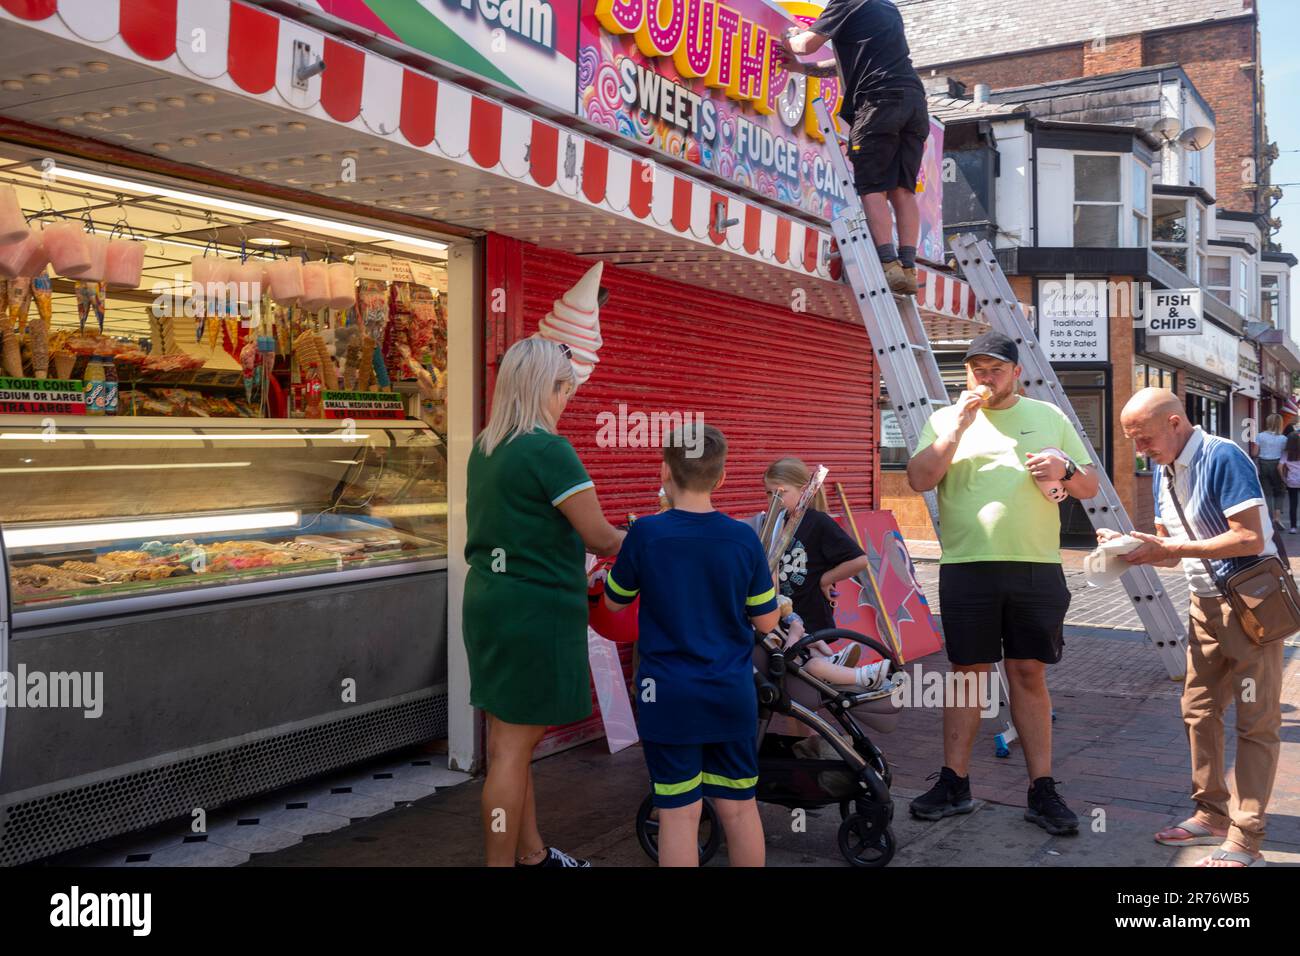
left=909, top=767, right=973, bottom=820
left=1025, top=777, right=1079, bottom=835
left=516, top=846, right=591, bottom=868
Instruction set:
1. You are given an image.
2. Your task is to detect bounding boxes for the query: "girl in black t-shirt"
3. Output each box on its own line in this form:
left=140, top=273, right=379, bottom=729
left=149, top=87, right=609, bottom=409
left=760, top=457, right=889, bottom=689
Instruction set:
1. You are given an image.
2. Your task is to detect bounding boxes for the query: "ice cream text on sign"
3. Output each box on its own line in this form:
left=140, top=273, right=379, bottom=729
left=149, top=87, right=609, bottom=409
left=451, top=0, right=557, bottom=50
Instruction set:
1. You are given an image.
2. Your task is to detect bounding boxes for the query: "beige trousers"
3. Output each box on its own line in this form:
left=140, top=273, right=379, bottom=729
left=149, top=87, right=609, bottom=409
left=1183, top=593, right=1286, bottom=854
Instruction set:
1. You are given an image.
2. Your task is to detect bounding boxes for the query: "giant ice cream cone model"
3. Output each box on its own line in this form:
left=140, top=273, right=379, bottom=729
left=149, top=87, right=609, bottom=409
left=535, top=261, right=603, bottom=386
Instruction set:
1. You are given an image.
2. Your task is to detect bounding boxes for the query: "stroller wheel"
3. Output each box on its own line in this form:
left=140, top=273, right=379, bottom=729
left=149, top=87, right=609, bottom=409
left=635, top=793, right=721, bottom=865
left=838, top=815, right=895, bottom=868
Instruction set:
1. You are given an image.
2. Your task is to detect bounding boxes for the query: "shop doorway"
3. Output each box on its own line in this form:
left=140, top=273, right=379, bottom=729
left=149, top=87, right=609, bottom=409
left=1056, top=368, right=1110, bottom=544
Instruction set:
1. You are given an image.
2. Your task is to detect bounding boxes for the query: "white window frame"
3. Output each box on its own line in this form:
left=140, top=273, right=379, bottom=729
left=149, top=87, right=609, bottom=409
left=1151, top=195, right=1192, bottom=278
left=1261, top=272, right=1281, bottom=328
left=1206, top=252, right=1232, bottom=306
left=1131, top=158, right=1150, bottom=247
left=1071, top=151, right=1126, bottom=248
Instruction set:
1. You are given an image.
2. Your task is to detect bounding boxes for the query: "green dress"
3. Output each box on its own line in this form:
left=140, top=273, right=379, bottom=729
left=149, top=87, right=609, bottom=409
left=463, top=430, right=595, bottom=725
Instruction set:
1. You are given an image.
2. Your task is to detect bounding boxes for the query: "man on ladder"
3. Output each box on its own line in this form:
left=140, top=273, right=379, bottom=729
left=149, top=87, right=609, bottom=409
left=779, top=0, right=929, bottom=295
left=906, top=331, right=1099, bottom=835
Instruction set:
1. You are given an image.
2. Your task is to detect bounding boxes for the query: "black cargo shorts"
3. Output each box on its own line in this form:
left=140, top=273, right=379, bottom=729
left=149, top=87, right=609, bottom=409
left=848, top=88, right=930, bottom=195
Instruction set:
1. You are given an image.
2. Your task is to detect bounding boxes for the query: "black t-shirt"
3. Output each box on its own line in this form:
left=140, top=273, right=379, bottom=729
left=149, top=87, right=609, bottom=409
left=775, top=508, right=865, bottom=634
left=811, top=0, right=925, bottom=123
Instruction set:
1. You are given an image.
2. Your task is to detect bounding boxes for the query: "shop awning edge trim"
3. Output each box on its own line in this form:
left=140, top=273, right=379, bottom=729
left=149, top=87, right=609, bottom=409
left=0, top=0, right=977, bottom=323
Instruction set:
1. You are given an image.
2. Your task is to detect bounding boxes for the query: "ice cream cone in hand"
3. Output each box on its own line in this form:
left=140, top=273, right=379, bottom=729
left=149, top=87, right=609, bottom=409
left=535, top=261, right=604, bottom=387
left=971, top=385, right=993, bottom=404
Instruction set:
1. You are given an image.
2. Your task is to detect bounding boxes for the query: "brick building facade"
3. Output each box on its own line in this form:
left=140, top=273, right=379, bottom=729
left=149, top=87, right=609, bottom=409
left=901, top=0, right=1272, bottom=218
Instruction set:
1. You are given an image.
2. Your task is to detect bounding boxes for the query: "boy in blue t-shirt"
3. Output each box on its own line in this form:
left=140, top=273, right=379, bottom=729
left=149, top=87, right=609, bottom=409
left=604, top=424, right=780, bottom=867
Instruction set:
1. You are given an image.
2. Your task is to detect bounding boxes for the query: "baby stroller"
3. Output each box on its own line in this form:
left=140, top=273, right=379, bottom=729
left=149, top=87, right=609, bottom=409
left=634, top=625, right=904, bottom=867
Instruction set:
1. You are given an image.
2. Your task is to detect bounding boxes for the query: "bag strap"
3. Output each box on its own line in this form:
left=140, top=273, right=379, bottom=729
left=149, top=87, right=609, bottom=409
left=1163, top=466, right=1224, bottom=594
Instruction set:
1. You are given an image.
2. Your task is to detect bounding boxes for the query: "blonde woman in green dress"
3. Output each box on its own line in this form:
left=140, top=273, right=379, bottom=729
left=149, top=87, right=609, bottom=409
left=464, top=337, right=625, bottom=867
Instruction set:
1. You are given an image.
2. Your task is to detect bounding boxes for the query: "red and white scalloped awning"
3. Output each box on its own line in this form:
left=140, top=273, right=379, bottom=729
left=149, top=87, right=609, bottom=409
left=0, top=0, right=979, bottom=327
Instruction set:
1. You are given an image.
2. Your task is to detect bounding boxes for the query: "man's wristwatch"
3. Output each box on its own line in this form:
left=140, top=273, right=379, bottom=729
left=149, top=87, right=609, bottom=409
left=1062, top=457, right=1078, bottom=481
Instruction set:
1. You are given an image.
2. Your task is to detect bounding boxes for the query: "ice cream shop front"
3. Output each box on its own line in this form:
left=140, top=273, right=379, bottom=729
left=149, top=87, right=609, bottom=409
left=0, top=0, right=980, bottom=860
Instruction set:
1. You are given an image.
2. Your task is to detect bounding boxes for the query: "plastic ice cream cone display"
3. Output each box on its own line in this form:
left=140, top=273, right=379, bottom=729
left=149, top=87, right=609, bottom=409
left=535, top=261, right=604, bottom=386
left=105, top=239, right=145, bottom=289
left=42, top=222, right=91, bottom=277
left=0, top=184, right=30, bottom=244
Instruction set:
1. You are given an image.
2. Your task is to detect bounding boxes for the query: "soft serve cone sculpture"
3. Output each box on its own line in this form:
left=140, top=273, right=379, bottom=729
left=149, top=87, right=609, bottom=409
left=535, top=261, right=604, bottom=387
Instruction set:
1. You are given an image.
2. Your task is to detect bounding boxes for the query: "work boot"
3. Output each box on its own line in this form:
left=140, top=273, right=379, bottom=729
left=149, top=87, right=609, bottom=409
left=901, top=265, right=918, bottom=296
left=909, top=766, right=973, bottom=820
left=882, top=260, right=918, bottom=296
left=1025, top=777, right=1079, bottom=835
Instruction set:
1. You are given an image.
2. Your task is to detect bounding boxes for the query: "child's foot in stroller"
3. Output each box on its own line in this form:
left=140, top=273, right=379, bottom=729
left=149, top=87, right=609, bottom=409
left=827, top=643, right=862, bottom=668
left=909, top=767, right=974, bottom=820
left=854, top=661, right=890, bottom=689
left=1024, top=777, right=1079, bottom=835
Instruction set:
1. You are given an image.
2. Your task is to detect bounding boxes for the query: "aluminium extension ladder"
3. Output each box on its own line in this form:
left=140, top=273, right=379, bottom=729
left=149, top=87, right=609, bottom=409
left=810, top=98, right=1187, bottom=755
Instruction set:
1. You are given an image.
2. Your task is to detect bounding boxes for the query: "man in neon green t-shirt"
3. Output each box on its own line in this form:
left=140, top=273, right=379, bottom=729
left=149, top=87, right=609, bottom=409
left=906, top=331, right=1099, bottom=835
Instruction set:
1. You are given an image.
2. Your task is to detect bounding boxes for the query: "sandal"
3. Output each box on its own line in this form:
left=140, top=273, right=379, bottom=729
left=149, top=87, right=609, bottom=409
left=1195, top=847, right=1265, bottom=868
left=1154, top=818, right=1227, bottom=846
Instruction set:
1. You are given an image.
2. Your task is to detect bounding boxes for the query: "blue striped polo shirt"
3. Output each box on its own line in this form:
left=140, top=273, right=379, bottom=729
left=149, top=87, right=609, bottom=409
left=1153, top=427, right=1276, bottom=596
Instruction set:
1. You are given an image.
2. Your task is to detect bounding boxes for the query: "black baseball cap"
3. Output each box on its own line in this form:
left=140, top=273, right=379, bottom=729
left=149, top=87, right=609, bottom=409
left=963, top=331, right=1019, bottom=365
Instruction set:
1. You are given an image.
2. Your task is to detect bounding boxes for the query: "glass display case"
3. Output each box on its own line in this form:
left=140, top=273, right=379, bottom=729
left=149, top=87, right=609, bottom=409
left=0, top=415, right=447, bottom=618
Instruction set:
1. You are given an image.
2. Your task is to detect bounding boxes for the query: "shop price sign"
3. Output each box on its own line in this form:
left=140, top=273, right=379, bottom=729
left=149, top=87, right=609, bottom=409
left=1036, top=279, right=1108, bottom=362
left=1147, top=289, right=1202, bottom=336
left=0, top=378, right=87, bottom=415
left=321, top=390, right=406, bottom=420
left=353, top=253, right=395, bottom=282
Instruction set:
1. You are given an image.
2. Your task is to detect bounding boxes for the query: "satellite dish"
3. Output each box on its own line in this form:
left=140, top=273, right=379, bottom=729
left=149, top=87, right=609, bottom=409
left=1150, top=116, right=1181, bottom=143
left=1179, top=126, right=1215, bottom=151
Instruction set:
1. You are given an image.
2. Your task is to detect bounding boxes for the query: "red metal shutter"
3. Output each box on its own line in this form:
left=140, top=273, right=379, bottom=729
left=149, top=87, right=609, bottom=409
left=482, top=234, right=878, bottom=758
left=486, top=235, right=878, bottom=520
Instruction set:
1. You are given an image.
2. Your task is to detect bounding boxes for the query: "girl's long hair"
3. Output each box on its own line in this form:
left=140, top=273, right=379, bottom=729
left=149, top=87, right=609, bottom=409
left=763, top=457, right=829, bottom=512
left=1285, top=431, right=1300, bottom=461
left=1266, top=413, right=1283, bottom=435
left=477, top=337, right=575, bottom=456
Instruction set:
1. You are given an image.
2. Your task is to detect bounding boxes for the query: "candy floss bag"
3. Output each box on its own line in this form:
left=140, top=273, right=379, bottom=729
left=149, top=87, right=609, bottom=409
left=585, top=555, right=639, bottom=753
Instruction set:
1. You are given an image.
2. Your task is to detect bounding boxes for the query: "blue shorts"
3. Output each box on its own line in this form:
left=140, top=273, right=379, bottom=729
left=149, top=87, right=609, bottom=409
left=643, top=738, right=759, bottom=809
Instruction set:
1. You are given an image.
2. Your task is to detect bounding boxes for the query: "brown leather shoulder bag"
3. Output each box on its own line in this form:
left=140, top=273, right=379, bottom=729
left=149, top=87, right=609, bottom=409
left=1165, top=469, right=1300, bottom=645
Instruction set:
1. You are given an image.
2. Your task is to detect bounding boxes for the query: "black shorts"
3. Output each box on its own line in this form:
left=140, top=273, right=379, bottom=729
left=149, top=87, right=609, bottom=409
left=848, top=88, right=930, bottom=195
left=938, top=562, right=1070, bottom=665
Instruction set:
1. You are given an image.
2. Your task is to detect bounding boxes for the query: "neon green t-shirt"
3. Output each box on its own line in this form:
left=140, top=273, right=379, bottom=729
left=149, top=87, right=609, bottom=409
left=912, top=396, right=1093, bottom=565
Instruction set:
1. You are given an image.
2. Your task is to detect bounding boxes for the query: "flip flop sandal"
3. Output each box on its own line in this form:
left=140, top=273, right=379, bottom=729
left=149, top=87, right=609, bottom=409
left=1195, top=848, right=1266, bottom=867
left=1154, top=818, right=1227, bottom=846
